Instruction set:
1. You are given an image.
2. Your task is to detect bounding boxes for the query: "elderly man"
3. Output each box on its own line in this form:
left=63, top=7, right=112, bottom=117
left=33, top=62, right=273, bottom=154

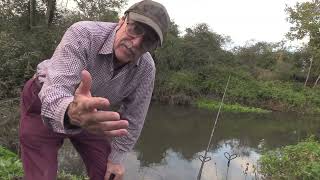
left=19, top=0, right=170, bottom=179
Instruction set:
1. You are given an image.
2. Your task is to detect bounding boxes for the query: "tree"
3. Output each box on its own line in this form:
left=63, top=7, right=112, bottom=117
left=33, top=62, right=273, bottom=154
left=155, top=21, right=183, bottom=71
left=235, top=42, right=277, bottom=69
left=74, top=0, right=127, bottom=21
left=286, top=0, right=320, bottom=87
left=181, top=23, right=228, bottom=69
left=0, top=0, right=128, bottom=99
left=46, top=0, right=56, bottom=27
left=29, top=0, right=36, bottom=28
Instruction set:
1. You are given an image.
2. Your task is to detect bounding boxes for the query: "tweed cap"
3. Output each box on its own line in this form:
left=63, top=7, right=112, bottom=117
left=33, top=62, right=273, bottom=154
left=125, top=0, right=170, bottom=45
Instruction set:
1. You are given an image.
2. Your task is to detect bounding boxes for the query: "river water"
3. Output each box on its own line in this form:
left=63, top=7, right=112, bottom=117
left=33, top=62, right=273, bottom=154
left=57, top=103, right=320, bottom=180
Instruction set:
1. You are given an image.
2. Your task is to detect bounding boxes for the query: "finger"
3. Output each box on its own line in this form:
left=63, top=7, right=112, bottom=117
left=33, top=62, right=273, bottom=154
left=75, top=70, right=92, bottom=96
left=86, top=128, right=129, bottom=138
left=83, top=97, right=110, bottom=111
left=80, top=111, right=120, bottom=124
left=86, top=120, right=129, bottom=132
left=104, top=129, right=128, bottom=137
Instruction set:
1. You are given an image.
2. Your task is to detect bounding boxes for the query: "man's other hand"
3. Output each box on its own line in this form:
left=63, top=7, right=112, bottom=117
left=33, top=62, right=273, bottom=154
left=105, top=161, right=124, bottom=180
left=67, top=70, right=129, bottom=137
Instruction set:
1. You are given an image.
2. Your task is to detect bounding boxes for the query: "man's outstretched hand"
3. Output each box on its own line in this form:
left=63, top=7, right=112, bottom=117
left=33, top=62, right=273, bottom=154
left=67, top=70, right=129, bottom=137
left=105, top=161, right=124, bottom=180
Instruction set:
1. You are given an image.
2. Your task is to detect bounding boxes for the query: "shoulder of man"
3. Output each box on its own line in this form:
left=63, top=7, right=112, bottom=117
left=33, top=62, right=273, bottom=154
left=68, top=21, right=118, bottom=37
left=139, top=52, right=156, bottom=73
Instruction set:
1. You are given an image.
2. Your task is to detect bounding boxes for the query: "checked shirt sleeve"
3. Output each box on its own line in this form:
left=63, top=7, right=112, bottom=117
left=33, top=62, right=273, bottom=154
left=38, top=22, right=90, bottom=134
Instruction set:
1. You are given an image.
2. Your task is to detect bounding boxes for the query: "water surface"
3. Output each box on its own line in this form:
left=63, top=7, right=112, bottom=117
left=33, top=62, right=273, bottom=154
left=58, top=103, right=320, bottom=179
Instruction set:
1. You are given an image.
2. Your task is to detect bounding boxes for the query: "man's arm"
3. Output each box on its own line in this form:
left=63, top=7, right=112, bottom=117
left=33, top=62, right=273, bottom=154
left=38, top=22, right=91, bottom=134
left=108, top=63, right=156, bottom=163
left=38, top=22, right=93, bottom=134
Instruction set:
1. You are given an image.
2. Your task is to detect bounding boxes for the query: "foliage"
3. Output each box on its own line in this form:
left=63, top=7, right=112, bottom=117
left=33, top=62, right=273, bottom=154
left=73, top=0, right=126, bottom=22
left=0, top=0, right=128, bottom=99
left=0, top=146, right=88, bottom=180
left=2, top=0, right=320, bottom=113
left=155, top=52, right=320, bottom=112
left=286, top=0, right=320, bottom=42
left=0, top=31, right=41, bottom=98
left=0, top=146, right=23, bottom=179
left=196, top=99, right=270, bottom=113
left=234, top=41, right=277, bottom=70
left=154, top=21, right=184, bottom=71
left=152, top=18, right=320, bottom=112
left=286, top=0, right=320, bottom=84
left=0, top=98, right=20, bottom=152
left=259, top=136, right=320, bottom=179
left=233, top=41, right=299, bottom=81
left=0, top=99, right=86, bottom=179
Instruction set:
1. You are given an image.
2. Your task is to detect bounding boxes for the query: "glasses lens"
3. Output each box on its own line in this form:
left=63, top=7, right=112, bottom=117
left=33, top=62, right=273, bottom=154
left=126, top=21, right=159, bottom=51
left=142, top=34, right=159, bottom=51
left=142, top=40, right=158, bottom=52
left=127, top=23, right=145, bottom=37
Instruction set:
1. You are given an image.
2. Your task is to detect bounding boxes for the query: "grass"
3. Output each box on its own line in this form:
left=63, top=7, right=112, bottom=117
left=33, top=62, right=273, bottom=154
left=196, top=99, right=271, bottom=113
left=0, top=146, right=23, bottom=179
left=0, top=146, right=88, bottom=180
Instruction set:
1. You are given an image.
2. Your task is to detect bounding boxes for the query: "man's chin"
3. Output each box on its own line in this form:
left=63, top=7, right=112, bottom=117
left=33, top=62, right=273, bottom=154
left=115, top=48, right=133, bottom=63
left=116, top=52, right=135, bottom=64
left=117, top=57, right=132, bottom=64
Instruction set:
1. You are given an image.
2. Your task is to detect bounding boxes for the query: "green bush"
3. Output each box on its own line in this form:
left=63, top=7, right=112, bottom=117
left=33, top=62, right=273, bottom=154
left=0, top=28, right=61, bottom=99
left=0, top=146, right=23, bottom=179
left=155, top=64, right=320, bottom=112
left=259, top=136, right=320, bottom=179
left=0, top=146, right=88, bottom=180
left=167, top=71, right=199, bottom=95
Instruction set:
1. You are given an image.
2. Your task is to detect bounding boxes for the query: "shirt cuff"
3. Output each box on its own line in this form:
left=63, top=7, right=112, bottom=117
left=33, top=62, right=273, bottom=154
left=108, top=149, right=128, bottom=164
left=57, top=96, right=82, bottom=134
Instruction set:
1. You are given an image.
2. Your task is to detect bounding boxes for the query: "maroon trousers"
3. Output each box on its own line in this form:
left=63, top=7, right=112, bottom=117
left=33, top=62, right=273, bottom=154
left=19, top=78, right=111, bottom=180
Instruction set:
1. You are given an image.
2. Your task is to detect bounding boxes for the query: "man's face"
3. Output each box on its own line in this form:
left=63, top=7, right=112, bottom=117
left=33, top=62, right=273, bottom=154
left=113, top=17, right=158, bottom=64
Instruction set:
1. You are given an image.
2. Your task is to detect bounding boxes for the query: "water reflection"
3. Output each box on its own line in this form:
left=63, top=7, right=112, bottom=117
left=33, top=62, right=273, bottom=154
left=125, top=146, right=259, bottom=179
left=58, top=103, right=320, bottom=179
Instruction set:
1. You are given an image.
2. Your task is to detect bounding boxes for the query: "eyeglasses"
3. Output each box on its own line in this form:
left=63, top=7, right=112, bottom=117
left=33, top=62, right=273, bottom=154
left=125, top=21, right=159, bottom=52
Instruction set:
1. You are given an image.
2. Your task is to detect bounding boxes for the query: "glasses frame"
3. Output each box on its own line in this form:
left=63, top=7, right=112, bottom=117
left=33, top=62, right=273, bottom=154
left=124, top=17, right=159, bottom=52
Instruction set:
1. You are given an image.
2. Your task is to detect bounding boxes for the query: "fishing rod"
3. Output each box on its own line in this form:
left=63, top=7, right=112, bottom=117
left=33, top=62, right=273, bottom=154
left=224, top=152, right=238, bottom=180
left=197, top=75, right=231, bottom=180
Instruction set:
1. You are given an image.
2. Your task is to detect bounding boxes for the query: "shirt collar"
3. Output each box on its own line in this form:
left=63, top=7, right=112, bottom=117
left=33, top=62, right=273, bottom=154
left=98, top=23, right=143, bottom=66
left=98, top=25, right=117, bottom=55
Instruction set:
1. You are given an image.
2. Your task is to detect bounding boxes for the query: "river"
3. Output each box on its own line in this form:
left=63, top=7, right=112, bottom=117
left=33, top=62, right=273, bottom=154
left=57, top=103, right=320, bottom=180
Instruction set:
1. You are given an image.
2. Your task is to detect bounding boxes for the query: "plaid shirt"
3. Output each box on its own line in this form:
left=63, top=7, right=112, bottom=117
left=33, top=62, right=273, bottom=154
left=36, top=21, right=155, bottom=164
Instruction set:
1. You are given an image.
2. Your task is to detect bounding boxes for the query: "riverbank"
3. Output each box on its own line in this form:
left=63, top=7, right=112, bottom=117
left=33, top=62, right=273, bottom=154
left=196, top=99, right=271, bottom=113
left=153, top=73, right=320, bottom=114
left=259, top=136, right=320, bottom=179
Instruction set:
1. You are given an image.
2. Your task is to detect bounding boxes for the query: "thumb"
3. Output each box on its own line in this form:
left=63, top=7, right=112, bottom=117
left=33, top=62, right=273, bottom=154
left=75, top=70, right=92, bottom=96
